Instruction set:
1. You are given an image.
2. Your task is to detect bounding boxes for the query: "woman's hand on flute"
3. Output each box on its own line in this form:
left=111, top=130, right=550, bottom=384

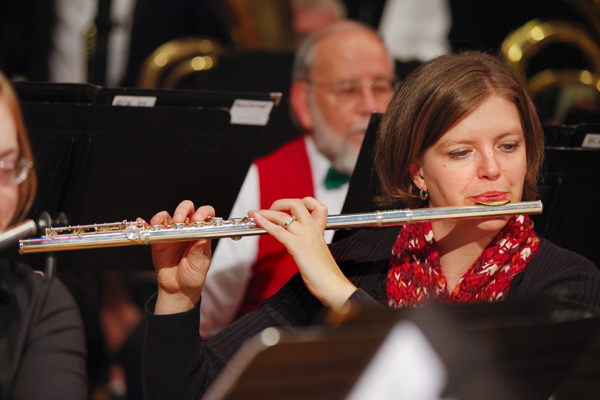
left=251, top=197, right=357, bottom=311
left=150, top=200, right=215, bottom=315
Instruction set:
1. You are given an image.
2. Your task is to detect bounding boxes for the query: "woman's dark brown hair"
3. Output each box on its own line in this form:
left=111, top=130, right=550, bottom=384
left=375, top=51, right=544, bottom=208
left=0, top=72, right=37, bottom=226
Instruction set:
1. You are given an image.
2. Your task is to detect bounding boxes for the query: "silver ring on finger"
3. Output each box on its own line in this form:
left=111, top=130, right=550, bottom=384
left=283, top=215, right=296, bottom=229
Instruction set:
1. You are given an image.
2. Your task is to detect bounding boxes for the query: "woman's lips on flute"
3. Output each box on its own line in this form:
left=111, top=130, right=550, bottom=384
left=471, top=191, right=508, bottom=203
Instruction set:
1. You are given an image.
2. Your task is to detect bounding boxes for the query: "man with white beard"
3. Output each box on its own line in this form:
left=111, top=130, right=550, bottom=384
left=200, top=20, right=395, bottom=336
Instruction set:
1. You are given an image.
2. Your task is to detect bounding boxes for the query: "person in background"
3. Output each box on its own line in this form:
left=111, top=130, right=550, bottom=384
left=0, top=0, right=229, bottom=86
left=200, top=20, right=395, bottom=336
left=0, top=71, right=87, bottom=400
left=142, top=51, right=600, bottom=400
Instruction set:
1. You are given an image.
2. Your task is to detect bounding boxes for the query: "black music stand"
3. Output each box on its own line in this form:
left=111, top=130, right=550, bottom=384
left=9, top=83, right=281, bottom=273
left=333, top=112, right=387, bottom=243
left=13, top=81, right=283, bottom=108
left=201, top=305, right=511, bottom=400
left=542, top=123, right=600, bottom=147
left=535, top=121, right=600, bottom=266
left=202, top=300, right=600, bottom=400
left=534, top=146, right=600, bottom=266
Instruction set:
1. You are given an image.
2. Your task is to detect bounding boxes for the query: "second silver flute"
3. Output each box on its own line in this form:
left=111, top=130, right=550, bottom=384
left=19, top=201, right=543, bottom=254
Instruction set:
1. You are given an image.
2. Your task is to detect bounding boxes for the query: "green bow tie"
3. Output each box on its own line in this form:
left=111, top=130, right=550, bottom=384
left=324, top=167, right=350, bottom=190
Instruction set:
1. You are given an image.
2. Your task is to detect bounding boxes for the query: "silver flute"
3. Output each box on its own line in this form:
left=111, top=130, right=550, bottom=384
left=0, top=220, right=37, bottom=251
left=19, top=201, right=543, bottom=254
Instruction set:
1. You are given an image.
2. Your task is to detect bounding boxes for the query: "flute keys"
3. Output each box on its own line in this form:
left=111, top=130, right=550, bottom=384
left=172, top=223, right=185, bottom=229
left=228, top=218, right=243, bottom=241
left=151, top=225, right=163, bottom=231
left=211, top=217, right=223, bottom=226
left=124, top=226, right=141, bottom=240
left=192, top=221, right=205, bottom=228
left=242, top=217, right=256, bottom=227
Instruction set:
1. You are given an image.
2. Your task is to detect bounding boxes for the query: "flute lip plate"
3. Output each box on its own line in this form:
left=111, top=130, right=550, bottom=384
left=474, top=200, right=511, bottom=206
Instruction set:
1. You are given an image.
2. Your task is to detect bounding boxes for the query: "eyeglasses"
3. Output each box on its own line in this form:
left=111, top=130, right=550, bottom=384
left=306, top=77, right=397, bottom=103
left=0, top=156, right=33, bottom=185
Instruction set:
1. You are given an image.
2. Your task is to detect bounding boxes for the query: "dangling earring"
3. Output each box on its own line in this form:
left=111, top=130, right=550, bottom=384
left=419, top=187, right=428, bottom=201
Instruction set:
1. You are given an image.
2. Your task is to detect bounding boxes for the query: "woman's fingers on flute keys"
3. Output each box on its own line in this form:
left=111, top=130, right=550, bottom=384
left=251, top=198, right=328, bottom=256
left=267, top=197, right=328, bottom=229
left=252, top=197, right=355, bottom=310
left=150, top=210, right=173, bottom=226
left=250, top=200, right=307, bottom=238
left=150, top=200, right=215, bottom=268
left=151, top=201, right=216, bottom=314
left=150, top=201, right=215, bottom=226
left=300, top=196, right=328, bottom=229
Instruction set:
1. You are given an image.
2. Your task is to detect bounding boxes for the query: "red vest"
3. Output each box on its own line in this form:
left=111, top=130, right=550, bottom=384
left=238, top=135, right=314, bottom=315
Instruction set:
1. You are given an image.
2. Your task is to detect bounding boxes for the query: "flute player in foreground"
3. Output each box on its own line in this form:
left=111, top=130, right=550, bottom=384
left=143, top=51, right=600, bottom=399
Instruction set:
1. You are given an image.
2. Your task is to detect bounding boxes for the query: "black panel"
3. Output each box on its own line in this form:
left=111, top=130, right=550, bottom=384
left=4, top=83, right=277, bottom=272
left=334, top=112, right=386, bottom=243
left=536, top=147, right=600, bottom=266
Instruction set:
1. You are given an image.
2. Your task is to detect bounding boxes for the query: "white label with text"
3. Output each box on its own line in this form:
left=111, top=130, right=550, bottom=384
left=112, top=95, right=157, bottom=107
left=582, top=133, right=600, bottom=148
left=230, top=100, right=274, bottom=126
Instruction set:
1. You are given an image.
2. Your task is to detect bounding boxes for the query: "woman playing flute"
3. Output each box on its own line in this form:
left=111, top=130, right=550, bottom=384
left=142, top=51, right=600, bottom=399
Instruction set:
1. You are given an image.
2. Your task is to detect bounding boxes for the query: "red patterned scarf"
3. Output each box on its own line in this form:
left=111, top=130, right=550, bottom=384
left=386, top=215, right=540, bottom=308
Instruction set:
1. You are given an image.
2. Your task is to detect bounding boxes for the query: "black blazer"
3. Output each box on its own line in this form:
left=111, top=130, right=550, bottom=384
left=0, top=258, right=87, bottom=399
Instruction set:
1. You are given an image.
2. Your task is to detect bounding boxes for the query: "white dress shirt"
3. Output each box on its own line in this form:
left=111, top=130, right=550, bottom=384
left=49, top=0, right=135, bottom=86
left=378, top=0, right=451, bottom=62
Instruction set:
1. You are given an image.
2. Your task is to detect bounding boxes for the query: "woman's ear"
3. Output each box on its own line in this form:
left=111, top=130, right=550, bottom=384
left=409, top=160, right=426, bottom=190
left=290, top=80, right=313, bottom=131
